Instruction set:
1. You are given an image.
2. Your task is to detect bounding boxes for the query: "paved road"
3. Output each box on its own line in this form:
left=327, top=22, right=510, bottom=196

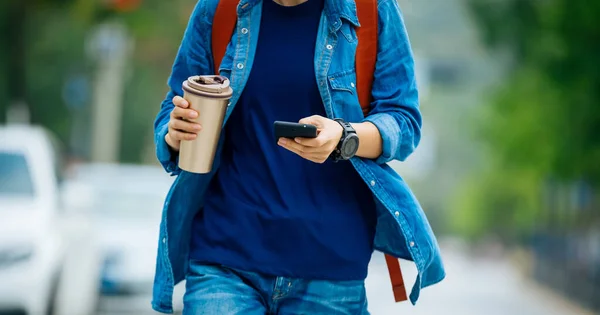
left=98, top=242, right=594, bottom=315
left=365, top=242, right=593, bottom=315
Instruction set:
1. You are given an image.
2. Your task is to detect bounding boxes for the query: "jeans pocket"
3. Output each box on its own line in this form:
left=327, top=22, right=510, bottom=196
left=280, top=279, right=367, bottom=315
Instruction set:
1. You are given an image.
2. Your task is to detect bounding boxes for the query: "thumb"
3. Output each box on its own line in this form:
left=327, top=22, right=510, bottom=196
left=299, top=115, right=324, bottom=128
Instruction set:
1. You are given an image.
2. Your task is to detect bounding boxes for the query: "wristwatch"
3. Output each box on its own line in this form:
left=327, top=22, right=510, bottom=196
left=331, top=118, right=359, bottom=161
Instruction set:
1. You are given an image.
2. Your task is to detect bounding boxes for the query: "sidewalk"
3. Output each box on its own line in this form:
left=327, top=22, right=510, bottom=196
left=365, top=240, right=595, bottom=315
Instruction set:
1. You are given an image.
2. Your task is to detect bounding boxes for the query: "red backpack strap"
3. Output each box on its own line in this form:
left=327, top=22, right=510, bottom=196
left=384, top=252, right=409, bottom=302
left=356, top=0, right=408, bottom=303
left=212, top=0, right=240, bottom=74
left=355, top=0, right=378, bottom=116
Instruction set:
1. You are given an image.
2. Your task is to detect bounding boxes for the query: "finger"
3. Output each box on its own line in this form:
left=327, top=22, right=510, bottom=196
left=278, top=140, right=323, bottom=162
left=170, top=119, right=202, bottom=134
left=168, top=129, right=197, bottom=141
left=299, top=115, right=324, bottom=128
left=294, top=135, right=327, bottom=148
left=278, top=138, right=319, bottom=154
left=279, top=140, right=329, bottom=163
left=172, top=96, right=190, bottom=108
left=310, top=156, right=328, bottom=164
left=306, top=156, right=326, bottom=164
left=172, top=107, right=198, bottom=120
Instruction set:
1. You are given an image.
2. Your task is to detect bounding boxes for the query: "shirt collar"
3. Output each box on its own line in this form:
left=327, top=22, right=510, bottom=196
left=324, top=0, right=360, bottom=28
left=237, top=0, right=360, bottom=30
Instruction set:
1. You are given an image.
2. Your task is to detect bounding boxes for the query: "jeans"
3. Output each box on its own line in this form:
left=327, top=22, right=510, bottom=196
left=183, top=260, right=370, bottom=315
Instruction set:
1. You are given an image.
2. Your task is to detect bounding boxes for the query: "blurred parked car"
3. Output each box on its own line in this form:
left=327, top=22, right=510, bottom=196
left=0, top=125, right=66, bottom=315
left=63, top=163, right=184, bottom=313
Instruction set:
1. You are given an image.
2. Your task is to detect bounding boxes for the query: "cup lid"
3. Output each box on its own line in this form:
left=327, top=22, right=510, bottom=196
left=186, top=75, right=232, bottom=95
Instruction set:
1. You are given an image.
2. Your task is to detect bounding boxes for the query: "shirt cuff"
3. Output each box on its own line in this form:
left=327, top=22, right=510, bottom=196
left=363, top=113, right=401, bottom=164
left=155, top=123, right=181, bottom=175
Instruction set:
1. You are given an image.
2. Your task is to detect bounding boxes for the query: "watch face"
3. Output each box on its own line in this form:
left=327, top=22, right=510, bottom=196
left=341, top=135, right=359, bottom=159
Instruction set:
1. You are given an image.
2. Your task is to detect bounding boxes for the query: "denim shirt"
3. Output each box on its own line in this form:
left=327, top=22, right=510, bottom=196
left=152, top=0, right=445, bottom=313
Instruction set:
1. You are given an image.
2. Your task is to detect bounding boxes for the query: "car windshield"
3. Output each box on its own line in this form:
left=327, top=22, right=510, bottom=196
left=0, top=152, right=35, bottom=197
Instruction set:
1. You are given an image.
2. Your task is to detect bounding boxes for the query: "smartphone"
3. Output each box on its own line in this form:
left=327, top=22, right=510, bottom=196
left=274, top=121, right=318, bottom=141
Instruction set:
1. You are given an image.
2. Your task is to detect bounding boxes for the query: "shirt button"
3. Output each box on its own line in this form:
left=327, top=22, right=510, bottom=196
left=370, top=180, right=376, bottom=187
left=237, top=63, right=244, bottom=69
left=241, top=28, right=249, bottom=34
left=227, top=101, right=232, bottom=107
left=409, top=241, right=415, bottom=247
left=350, top=82, right=355, bottom=88
left=326, top=44, right=333, bottom=50
left=394, top=211, right=400, bottom=217
left=162, top=238, right=166, bottom=244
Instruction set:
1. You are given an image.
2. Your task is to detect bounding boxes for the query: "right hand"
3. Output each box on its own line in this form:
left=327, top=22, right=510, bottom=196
left=165, top=96, right=202, bottom=152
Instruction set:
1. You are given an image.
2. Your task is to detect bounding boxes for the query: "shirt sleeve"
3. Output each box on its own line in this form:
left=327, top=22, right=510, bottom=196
left=154, top=0, right=213, bottom=175
left=363, top=0, right=422, bottom=164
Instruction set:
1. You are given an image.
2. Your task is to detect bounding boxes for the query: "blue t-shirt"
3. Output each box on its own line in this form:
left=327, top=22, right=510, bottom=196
left=190, top=0, right=376, bottom=280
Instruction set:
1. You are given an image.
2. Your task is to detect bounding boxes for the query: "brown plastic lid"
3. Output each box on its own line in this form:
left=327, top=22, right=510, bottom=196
left=183, top=75, right=233, bottom=99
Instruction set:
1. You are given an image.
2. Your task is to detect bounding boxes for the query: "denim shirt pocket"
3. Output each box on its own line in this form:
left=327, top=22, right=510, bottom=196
left=339, top=23, right=357, bottom=44
left=327, top=69, right=363, bottom=120
left=328, top=69, right=356, bottom=93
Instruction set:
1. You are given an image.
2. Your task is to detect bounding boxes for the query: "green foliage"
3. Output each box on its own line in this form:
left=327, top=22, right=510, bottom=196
left=0, top=0, right=194, bottom=162
left=25, top=6, right=89, bottom=142
left=453, top=0, right=600, bottom=239
left=452, top=167, right=542, bottom=243
left=470, top=0, right=600, bottom=183
left=118, top=0, right=194, bottom=163
left=0, top=8, right=9, bottom=123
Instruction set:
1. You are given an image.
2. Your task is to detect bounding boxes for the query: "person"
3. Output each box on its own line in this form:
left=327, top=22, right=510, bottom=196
left=152, top=0, right=445, bottom=314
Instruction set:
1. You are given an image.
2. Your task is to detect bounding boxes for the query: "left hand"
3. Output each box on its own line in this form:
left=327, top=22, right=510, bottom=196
left=277, top=115, right=343, bottom=164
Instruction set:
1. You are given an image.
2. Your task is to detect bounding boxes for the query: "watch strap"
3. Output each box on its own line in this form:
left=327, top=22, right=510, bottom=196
left=331, top=118, right=357, bottom=161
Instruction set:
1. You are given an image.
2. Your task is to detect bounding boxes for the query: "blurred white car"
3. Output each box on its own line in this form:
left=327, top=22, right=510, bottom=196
left=0, top=125, right=66, bottom=315
left=64, top=163, right=184, bottom=313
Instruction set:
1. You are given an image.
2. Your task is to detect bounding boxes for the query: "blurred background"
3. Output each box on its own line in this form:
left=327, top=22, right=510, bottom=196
left=0, top=0, right=598, bottom=314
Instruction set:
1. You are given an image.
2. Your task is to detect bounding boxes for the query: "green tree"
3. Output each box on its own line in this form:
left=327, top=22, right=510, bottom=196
left=470, top=0, right=600, bottom=181
left=453, top=0, right=600, bottom=240
left=1, top=0, right=194, bottom=163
